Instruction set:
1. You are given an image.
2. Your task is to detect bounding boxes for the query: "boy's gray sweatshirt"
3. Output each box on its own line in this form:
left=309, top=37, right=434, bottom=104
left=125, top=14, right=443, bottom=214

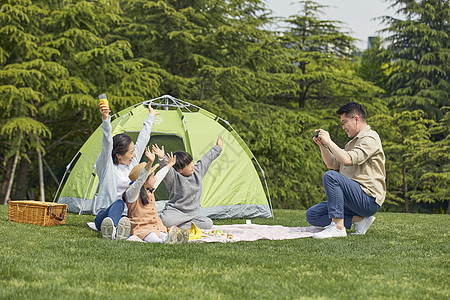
left=160, top=145, right=222, bottom=214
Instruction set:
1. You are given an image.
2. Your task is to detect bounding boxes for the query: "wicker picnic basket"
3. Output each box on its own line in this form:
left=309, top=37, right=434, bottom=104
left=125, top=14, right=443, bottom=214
left=8, top=200, right=67, bottom=226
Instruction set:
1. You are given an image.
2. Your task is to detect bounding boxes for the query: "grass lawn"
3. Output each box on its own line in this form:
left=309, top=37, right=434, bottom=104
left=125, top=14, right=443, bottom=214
left=0, top=206, right=448, bottom=299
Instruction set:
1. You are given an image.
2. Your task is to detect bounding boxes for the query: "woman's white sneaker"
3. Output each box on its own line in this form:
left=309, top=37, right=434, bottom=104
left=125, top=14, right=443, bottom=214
left=312, top=222, right=347, bottom=239
left=117, top=217, right=131, bottom=240
left=101, top=217, right=116, bottom=240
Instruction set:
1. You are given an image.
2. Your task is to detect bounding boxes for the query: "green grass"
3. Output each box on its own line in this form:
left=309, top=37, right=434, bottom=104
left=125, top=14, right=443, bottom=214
left=0, top=206, right=448, bottom=300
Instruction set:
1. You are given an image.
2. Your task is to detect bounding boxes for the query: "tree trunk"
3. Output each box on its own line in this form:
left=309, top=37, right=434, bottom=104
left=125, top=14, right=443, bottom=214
left=0, top=158, right=13, bottom=205
left=403, top=160, right=409, bottom=213
left=37, top=148, right=45, bottom=202
left=3, top=151, right=20, bottom=204
left=14, top=157, right=30, bottom=200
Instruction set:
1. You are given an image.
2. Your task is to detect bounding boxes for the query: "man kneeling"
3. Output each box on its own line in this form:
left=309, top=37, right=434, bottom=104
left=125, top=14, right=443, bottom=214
left=307, top=102, right=386, bottom=239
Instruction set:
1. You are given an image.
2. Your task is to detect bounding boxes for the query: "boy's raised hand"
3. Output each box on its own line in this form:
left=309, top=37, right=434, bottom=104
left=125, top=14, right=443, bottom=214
left=152, top=144, right=165, bottom=159
left=145, top=146, right=155, bottom=163
left=216, top=136, right=223, bottom=149
left=165, top=152, right=177, bottom=168
left=148, top=104, right=160, bottom=116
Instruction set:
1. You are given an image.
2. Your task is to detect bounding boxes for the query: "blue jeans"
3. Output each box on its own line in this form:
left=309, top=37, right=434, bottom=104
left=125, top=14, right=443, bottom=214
left=94, top=199, right=126, bottom=231
left=306, top=171, right=380, bottom=229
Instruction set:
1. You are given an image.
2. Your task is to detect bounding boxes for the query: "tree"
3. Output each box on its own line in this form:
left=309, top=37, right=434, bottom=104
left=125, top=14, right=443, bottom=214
left=118, top=0, right=286, bottom=103
left=369, top=110, right=449, bottom=213
left=0, top=0, right=163, bottom=203
left=275, top=0, right=382, bottom=109
left=408, top=107, right=450, bottom=213
left=381, top=0, right=450, bottom=121
left=193, top=97, right=327, bottom=209
left=356, top=36, right=390, bottom=92
left=0, top=0, right=53, bottom=203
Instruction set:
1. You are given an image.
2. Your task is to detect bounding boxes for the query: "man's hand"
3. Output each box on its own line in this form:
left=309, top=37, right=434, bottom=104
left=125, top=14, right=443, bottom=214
left=313, top=129, right=331, bottom=147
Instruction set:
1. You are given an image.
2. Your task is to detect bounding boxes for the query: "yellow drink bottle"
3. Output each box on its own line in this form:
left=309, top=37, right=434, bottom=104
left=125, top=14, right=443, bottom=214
left=98, top=93, right=109, bottom=108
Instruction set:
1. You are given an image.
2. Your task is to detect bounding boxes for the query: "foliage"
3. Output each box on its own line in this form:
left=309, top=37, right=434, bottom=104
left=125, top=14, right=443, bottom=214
left=194, top=98, right=327, bottom=209
left=1, top=207, right=449, bottom=299
left=0, top=0, right=448, bottom=213
left=355, top=36, right=390, bottom=92
left=408, top=107, right=450, bottom=212
left=272, top=0, right=383, bottom=110
left=381, top=0, right=450, bottom=120
left=118, top=0, right=284, bottom=105
left=370, top=109, right=449, bottom=213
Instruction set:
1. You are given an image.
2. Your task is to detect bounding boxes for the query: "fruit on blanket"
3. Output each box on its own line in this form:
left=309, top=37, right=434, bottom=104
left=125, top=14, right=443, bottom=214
left=189, top=222, right=202, bottom=240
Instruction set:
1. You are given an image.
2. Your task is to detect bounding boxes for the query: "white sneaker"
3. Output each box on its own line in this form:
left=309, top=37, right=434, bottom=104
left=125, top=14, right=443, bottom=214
left=177, top=228, right=190, bottom=244
left=117, top=217, right=131, bottom=240
left=352, top=216, right=376, bottom=235
left=165, top=226, right=179, bottom=244
left=127, top=235, right=143, bottom=242
left=312, top=222, right=347, bottom=239
left=101, top=217, right=116, bottom=240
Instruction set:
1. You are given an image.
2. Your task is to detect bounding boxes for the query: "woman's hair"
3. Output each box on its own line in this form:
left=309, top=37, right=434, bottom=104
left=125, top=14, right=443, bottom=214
left=112, top=134, right=133, bottom=165
left=173, top=151, right=193, bottom=171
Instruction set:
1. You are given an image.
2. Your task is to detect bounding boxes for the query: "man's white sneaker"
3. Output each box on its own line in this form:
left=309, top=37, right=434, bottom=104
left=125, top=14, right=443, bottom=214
left=117, top=216, right=131, bottom=240
left=352, top=216, right=376, bottom=235
left=101, top=217, right=116, bottom=240
left=312, top=222, right=347, bottom=239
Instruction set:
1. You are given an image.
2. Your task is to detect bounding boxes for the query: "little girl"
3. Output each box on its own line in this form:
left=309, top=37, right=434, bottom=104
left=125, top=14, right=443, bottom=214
left=123, top=146, right=189, bottom=243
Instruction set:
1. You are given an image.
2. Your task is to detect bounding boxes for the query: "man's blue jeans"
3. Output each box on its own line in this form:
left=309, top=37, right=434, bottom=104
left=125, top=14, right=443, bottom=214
left=306, top=170, right=380, bottom=229
left=94, top=199, right=126, bottom=231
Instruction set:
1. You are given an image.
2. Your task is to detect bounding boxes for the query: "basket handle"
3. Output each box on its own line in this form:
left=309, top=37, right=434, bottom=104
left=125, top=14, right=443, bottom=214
left=47, top=205, right=66, bottom=221
left=16, top=204, right=27, bottom=213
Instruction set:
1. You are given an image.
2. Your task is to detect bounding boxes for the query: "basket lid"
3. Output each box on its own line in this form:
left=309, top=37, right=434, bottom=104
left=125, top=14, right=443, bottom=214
left=8, top=200, right=66, bottom=207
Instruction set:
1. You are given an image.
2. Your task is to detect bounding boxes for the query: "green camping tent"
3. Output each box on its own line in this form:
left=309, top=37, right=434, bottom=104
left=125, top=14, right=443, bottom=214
left=56, top=95, right=273, bottom=219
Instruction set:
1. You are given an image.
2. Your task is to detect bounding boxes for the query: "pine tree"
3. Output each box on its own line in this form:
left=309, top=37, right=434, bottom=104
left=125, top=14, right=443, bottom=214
left=381, top=0, right=450, bottom=120
left=277, top=0, right=382, bottom=109
left=0, top=0, right=53, bottom=203
left=356, top=36, right=390, bottom=92
left=118, top=0, right=283, bottom=103
left=1, top=0, right=163, bottom=202
left=369, top=109, right=449, bottom=213
left=408, top=107, right=450, bottom=213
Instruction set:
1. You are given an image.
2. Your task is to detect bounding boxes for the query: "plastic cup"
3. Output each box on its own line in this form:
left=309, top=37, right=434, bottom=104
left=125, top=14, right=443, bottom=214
left=98, top=94, right=109, bottom=108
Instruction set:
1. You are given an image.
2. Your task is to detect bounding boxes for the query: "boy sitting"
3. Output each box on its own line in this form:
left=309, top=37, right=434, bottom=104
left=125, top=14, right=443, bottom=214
left=152, top=137, right=223, bottom=229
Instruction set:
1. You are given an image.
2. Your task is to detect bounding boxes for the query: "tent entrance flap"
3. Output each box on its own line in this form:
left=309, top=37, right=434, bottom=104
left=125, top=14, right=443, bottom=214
left=147, top=133, right=186, bottom=201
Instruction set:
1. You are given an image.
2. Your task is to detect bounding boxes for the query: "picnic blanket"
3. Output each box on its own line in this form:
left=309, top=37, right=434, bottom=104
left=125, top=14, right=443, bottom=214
left=87, top=222, right=322, bottom=243
left=192, top=224, right=321, bottom=243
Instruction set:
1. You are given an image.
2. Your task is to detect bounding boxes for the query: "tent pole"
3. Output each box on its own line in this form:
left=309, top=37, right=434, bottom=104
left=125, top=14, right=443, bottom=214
left=52, top=152, right=81, bottom=203
left=79, top=166, right=96, bottom=215
left=253, top=157, right=274, bottom=218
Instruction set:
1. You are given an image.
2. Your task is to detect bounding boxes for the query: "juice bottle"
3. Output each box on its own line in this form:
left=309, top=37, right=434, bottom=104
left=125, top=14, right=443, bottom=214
left=98, top=93, right=109, bottom=108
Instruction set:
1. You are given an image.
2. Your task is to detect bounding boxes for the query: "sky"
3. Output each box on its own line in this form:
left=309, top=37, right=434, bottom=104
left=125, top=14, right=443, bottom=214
left=265, top=0, right=399, bottom=50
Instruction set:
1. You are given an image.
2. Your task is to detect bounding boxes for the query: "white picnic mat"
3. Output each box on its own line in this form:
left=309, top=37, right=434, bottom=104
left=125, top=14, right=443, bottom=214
left=87, top=222, right=322, bottom=243
left=194, top=224, right=320, bottom=243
